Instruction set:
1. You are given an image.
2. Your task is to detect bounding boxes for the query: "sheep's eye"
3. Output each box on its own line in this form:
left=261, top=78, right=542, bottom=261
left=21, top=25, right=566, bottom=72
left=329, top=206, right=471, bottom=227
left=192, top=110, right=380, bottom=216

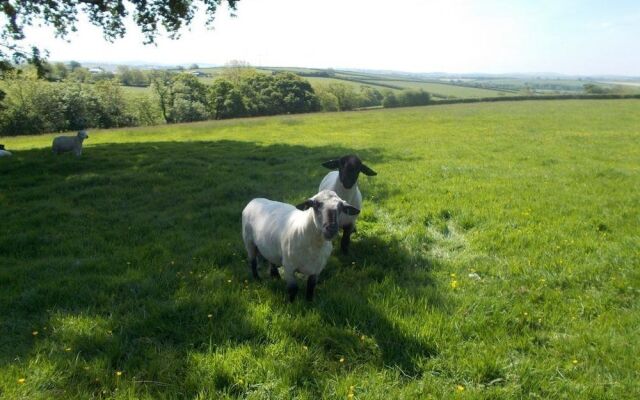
left=314, top=201, right=323, bottom=210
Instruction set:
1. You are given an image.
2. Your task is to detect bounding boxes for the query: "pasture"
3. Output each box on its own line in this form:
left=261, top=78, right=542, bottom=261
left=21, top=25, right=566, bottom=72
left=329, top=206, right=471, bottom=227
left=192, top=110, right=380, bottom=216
left=364, top=80, right=509, bottom=98
left=1, top=100, right=639, bottom=399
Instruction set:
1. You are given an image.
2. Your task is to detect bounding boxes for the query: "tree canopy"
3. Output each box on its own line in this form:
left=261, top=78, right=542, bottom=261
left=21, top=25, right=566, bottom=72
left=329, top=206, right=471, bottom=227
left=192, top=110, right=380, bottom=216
left=1, top=0, right=240, bottom=70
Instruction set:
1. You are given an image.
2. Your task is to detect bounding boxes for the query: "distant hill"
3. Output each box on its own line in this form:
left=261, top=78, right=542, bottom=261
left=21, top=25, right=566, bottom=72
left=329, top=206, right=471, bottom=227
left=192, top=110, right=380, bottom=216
left=60, top=61, right=640, bottom=99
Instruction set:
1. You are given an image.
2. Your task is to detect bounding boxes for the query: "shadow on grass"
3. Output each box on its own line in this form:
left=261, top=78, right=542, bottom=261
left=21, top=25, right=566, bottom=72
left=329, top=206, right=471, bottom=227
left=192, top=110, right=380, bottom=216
left=0, top=140, right=442, bottom=397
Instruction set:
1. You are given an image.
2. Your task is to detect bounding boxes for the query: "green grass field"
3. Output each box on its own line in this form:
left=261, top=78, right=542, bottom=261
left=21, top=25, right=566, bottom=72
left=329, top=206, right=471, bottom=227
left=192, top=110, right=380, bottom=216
left=120, top=85, right=152, bottom=95
left=303, top=76, right=397, bottom=91
left=1, top=100, right=639, bottom=399
left=365, top=80, right=509, bottom=98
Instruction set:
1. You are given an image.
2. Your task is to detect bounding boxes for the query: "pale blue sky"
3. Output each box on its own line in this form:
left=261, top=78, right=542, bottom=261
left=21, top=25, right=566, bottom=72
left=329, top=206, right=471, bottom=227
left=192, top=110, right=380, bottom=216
left=23, top=0, right=640, bottom=75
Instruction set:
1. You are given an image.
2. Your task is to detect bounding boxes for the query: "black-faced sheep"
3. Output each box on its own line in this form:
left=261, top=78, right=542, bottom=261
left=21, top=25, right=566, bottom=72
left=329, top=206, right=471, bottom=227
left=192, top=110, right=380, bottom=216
left=319, top=155, right=377, bottom=254
left=242, top=190, right=360, bottom=301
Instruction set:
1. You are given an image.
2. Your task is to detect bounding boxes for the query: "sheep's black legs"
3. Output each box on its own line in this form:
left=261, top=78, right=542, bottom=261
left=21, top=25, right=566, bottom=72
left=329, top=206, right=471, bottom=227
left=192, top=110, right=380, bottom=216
left=287, top=282, right=298, bottom=302
left=250, top=257, right=260, bottom=280
left=270, top=263, right=280, bottom=279
left=306, top=275, right=317, bottom=301
left=341, top=224, right=354, bottom=255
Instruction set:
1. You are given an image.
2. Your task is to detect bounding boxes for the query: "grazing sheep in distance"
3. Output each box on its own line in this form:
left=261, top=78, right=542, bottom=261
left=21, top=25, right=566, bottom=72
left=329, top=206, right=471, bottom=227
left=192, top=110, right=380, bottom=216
left=319, top=154, right=377, bottom=254
left=52, top=130, right=89, bottom=156
left=242, top=190, right=360, bottom=301
left=0, top=144, right=12, bottom=157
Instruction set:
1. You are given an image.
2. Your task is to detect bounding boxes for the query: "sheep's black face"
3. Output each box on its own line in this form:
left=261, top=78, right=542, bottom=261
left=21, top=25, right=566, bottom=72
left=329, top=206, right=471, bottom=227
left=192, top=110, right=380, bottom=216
left=322, top=154, right=377, bottom=189
left=339, top=155, right=361, bottom=189
left=296, top=190, right=361, bottom=241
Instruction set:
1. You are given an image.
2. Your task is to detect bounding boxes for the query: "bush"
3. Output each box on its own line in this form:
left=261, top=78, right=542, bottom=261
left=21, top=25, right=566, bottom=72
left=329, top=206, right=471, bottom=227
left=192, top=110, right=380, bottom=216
left=382, top=91, right=399, bottom=108
left=315, top=88, right=340, bottom=112
left=383, top=89, right=431, bottom=108
left=126, top=94, right=163, bottom=126
left=382, top=89, right=431, bottom=108
left=93, top=80, right=137, bottom=128
left=170, top=98, right=209, bottom=122
left=359, top=86, right=384, bottom=108
left=399, top=89, right=431, bottom=106
left=0, top=70, right=65, bottom=135
left=0, top=71, right=140, bottom=135
left=240, top=72, right=320, bottom=116
left=150, top=71, right=210, bottom=123
left=117, top=66, right=150, bottom=87
left=209, top=79, right=246, bottom=119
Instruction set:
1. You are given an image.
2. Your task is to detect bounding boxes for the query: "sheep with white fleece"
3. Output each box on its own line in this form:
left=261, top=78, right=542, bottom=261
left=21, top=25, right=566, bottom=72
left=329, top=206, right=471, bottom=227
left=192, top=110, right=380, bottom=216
left=318, top=155, right=377, bottom=254
left=242, top=190, right=360, bottom=301
left=52, top=130, right=89, bottom=156
left=0, top=144, right=12, bottom=157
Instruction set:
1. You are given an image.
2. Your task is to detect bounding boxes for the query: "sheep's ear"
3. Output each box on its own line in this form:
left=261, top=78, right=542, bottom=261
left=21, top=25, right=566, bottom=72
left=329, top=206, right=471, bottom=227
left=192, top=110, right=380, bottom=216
left=360, top=164, right=377, bottom=176
left=296, top=199, right=316, bottom=211
left=342, top=203, right=360, bottom=216
left=322, top=159, right=340, bottom=170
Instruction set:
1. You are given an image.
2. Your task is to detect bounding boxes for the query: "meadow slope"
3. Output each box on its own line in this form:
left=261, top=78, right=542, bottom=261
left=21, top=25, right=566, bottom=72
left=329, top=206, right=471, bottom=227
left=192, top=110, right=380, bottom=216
left=1, top=100, right=639, bottom=399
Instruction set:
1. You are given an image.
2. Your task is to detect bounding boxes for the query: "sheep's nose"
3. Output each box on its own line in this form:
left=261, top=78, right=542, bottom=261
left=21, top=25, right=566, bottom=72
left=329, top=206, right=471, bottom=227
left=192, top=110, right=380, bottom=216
left=324, top=224, right=338, bottom=236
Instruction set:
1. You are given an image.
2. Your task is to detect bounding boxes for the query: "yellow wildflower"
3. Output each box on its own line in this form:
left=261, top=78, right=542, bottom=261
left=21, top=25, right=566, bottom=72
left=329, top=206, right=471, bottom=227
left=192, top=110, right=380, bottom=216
left=17, top=378, right=26, bottom=384
left=32, top=331, right=38, bottom=336
left=450, top=280, right=459, bottom=289
left=456, top=385, right=465, bottom=392
left=339, top=357, right=345, bottom=363
left=116, top=371, right=123, bottom=376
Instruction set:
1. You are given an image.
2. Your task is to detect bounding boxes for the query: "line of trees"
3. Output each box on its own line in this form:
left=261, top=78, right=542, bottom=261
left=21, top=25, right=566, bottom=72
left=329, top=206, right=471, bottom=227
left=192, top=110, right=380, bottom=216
left=382, top=89, right=431, bottom=108
left=40, top=61, right=151, bottom=87
left=149, top=70, right=320, bottom=123
left=0, top=67, right=323, bottom=135
left=0, top=63, right=437, bottom=136
left=0, top=70, right=155, bottom=135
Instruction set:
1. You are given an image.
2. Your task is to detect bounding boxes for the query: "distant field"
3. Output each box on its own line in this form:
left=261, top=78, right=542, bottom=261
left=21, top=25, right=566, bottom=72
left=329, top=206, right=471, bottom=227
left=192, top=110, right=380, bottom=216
left=459, top=78, right=640, bottom=94
left=188, top=67, right=538, bottom=98
left=2, top=100, right=639, bottom=399
left=128, top=66, right=631, bottom=99
left=303, top=76, right=402, bottom=92
left=119, top=85, right=151, bottom=94
left=365, top=80, right=509, bottom=98
left=294, top=74, right=515, bottom=98
left=599, top=81, right=640, bottom=88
